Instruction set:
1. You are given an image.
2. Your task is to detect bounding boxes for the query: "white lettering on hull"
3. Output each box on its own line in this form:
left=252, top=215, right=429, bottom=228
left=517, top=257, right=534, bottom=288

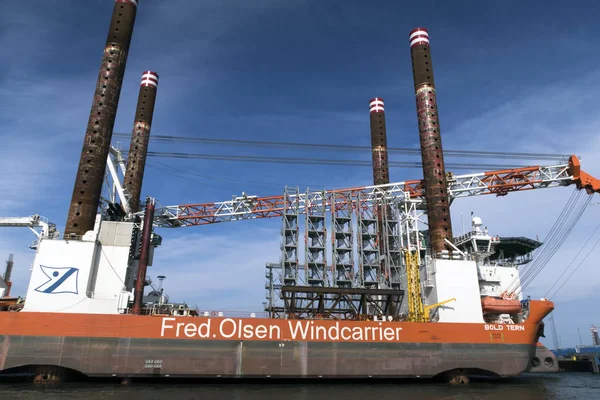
left=484, top=324, right=525, bottom=331
left=160, top=317, right=404, bottom=341
left=162, top=318, right=526, bottom=341
left=287, top=321, right=402, bottom=341
left=161, top=317, right=212, bottom=338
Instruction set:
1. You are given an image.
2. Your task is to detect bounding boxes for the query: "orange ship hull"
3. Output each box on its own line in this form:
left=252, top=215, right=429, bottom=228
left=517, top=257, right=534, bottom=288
left=0, top=300, right=553, bottom=380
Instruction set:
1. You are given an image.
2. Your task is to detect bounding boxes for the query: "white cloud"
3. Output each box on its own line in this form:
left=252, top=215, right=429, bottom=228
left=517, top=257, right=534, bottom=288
left=0, top=3, right=63, bottom=74
left=149, top=226, right=281, bottom=312
left=446, top=69, right=600, bottom=154
left=0, top=1, right=108, bottom=219
left=0, top=76, right=95, bottom=215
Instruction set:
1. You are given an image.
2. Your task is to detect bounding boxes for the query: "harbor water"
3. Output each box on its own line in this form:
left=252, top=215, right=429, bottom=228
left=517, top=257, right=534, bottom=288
left=0, top=373, right=598, bottom=400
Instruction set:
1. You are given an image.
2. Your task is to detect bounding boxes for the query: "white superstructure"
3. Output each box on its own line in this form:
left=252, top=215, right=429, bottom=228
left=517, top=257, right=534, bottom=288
left=421, top=258, right=485, bottom=323
left=21, top=216, right=154, bottom=314
left=417, top=215, right=538, bottom=324
left=455, top=216, right=526, bottom=300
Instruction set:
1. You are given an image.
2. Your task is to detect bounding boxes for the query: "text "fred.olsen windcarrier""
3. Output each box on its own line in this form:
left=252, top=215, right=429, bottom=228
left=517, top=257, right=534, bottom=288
left=160, top=317, right=404, bottom=342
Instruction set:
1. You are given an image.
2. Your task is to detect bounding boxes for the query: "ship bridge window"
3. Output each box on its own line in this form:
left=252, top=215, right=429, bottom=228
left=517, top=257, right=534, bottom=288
left=475, top=239, right=490, bottom=251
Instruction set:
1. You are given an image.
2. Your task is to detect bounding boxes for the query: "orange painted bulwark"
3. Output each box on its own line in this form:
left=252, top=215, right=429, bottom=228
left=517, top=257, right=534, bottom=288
left=481, top=296, right=523, bottom=314
left=0, top=299, right=553, bottom=345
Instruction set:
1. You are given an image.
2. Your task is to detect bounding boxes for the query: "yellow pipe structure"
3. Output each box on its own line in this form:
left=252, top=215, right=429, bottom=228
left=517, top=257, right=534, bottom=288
left=404, top=249, right=457, bottom=322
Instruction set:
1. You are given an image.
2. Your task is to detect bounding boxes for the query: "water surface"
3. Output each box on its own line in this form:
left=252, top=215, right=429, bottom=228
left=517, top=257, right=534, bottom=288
left=2, top=373, right=598, bottom=400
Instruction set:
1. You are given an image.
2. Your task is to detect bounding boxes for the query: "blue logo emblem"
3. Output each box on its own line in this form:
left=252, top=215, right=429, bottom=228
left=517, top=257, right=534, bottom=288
left=34, top=266, right=79, bottom=295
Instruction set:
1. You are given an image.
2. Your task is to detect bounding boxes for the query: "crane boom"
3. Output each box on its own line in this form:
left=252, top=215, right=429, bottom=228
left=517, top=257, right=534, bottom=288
left=0, top=215, right=60, bottom=250
left=0, top=215, right=58, bottom=238
left=153, top=155, right=599, bottom=228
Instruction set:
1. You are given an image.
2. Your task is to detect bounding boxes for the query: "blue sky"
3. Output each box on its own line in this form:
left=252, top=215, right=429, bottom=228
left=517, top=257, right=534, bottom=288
left=2, top=0, right=600, bottom=348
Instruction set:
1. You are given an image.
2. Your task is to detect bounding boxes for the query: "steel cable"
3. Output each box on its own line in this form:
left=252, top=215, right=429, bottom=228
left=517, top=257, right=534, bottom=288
left=505, top=189, right=578, bottom=294
left=519, top=193, right=590, bottom=292
left=530, top=193, right=590, bottom=286
left=518, top=190, right=582, bottom=289
left=516, top=192, right=584, bottom=292
left=544, top=219, right=600, bottom=299
left=146, top=161, right=328, bottom=190
left=112, top=133, right=568, bottom=161
left=546, top=231, right=600, bottom=299
left=139, top=151, right=532, bottom=171
left=507, top=189, right=591, bottom=296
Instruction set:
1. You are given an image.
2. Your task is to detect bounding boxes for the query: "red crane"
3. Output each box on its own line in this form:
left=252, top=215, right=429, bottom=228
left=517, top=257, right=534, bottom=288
left=152, top=155, right=600, bottom=228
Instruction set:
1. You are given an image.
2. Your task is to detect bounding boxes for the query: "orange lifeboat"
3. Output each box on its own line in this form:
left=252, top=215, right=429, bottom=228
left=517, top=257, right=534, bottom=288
left=481, top=296, right=522, bottom=314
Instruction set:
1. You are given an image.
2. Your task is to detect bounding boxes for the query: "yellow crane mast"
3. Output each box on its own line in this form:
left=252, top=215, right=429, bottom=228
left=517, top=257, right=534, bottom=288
left=404, top=250, right=456, bottom=322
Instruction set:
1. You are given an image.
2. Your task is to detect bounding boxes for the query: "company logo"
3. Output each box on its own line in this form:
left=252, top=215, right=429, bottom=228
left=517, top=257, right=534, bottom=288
left=34, top=266, right=79, bottom=295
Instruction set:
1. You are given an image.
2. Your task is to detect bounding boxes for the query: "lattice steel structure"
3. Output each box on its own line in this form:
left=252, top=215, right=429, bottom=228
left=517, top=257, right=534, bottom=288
left=281, top=187, right=300, bottom=286
left=154, top=160, right=580, bottom=228
left=381, top=197, right=403, bottom=289
left=331, top=191, right=354, bottom=287
left=305, top=189, right=327, bottom=286
left=264, top=262, right=282, bottom=314
left=264, top=185, right=419, bottom=318
left=357, top=191, right=381, bottom=288
left=266, top=286, right=405, bottom=320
